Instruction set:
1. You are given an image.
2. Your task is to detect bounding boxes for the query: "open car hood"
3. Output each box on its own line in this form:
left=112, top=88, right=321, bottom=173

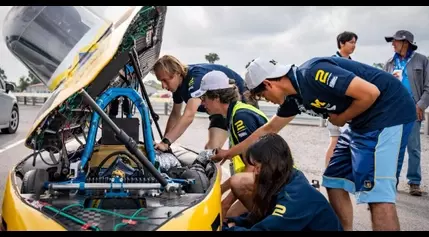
left=2, top=6, right=167, bottom=150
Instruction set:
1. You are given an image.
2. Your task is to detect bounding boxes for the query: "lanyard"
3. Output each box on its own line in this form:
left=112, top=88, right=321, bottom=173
left=394, top=51, right=414, bottom=71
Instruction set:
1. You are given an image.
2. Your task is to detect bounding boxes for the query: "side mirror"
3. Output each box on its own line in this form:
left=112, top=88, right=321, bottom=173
left=5, top=82, right=15, bottom=93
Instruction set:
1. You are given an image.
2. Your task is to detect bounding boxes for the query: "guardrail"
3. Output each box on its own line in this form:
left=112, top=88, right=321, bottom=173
left=13, top=92, right=429, bottom=135
left=14, top=92, right=49, bottom=105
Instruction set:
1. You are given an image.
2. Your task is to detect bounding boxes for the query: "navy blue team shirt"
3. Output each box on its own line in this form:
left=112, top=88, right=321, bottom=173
left=226, top=101, right=268, bottom=145
left=276, top=57, right=417, bottom=133
left=173, top=64, right=246, bottom=113
left=222, top=169, right=343, bottom=231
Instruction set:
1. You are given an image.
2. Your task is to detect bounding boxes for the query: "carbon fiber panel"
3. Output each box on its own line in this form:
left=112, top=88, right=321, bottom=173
left=38, top=193, right=205, bottom=231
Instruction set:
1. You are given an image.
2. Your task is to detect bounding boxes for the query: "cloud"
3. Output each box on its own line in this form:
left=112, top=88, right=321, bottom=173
left=1, top=6, right=428, bottom=84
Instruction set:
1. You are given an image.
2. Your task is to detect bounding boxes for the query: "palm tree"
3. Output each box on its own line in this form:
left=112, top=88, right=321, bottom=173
left=205, top=53, right=220, bottom=64
left=18, top=76, right=30, bottom=92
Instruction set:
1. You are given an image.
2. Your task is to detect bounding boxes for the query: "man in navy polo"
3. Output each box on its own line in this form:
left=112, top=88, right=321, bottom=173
left=151, top=55, right=254, bottom=152
left=212, top=57, right=416, bottom=231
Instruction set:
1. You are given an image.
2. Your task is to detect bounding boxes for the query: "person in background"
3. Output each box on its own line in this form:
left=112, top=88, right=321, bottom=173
left=383, top=30, right=429, bottom=196
left=108, top=64, right=137, bottom=118
left=222, top=133, right=343, bottom=231
left=325, top=31, right=358, bottom=167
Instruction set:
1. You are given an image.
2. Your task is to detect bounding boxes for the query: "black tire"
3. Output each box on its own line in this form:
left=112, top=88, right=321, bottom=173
left=21, top=169, right=49, bottom=200
left=1, top=105, right=19, bottom=134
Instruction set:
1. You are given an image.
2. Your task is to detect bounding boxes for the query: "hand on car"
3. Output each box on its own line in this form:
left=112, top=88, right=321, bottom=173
left=154, top=142, right=170, bottom=151
left=211, top=149, right=231, bottom=165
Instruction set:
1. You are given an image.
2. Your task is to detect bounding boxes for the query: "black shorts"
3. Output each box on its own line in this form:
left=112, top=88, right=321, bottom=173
left=208, top=114, right=228, bottom=131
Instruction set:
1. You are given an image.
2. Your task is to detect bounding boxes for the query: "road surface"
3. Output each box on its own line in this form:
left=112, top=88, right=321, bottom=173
left=0, top=105, right=428, bottom=231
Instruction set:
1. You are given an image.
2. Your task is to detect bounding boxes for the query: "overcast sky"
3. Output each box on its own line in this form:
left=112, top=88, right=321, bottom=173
left=1, top=6, right=429, bottom=84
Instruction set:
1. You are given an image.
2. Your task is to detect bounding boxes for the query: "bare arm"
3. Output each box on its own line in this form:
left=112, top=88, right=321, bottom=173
left=164, top=103, right=183, bottom=135
left=338, top=76, right=380, bottom=122
left=164, top=98, right=201, bottom=143
left=325, top=136, right=338, bottom=167
left=225, top=115, right=295, bottom=159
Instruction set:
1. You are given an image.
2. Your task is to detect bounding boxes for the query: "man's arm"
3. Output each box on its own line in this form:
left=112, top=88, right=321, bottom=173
left=338, top=76, right=380, bottom=122
left=310, top=61, right=380, bottom=123
left=163, top=98, right=201, bottom=143
left=214, top=97, right=300, bottom=161
left=224, top=115, right=294, bottom=159
left=164, top=103, right=183, bottom=135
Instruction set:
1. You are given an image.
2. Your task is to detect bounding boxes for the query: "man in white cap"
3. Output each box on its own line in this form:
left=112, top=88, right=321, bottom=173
left=212, top=56, right=417, bottom=231
left=193, top=70, right=269, bottom=219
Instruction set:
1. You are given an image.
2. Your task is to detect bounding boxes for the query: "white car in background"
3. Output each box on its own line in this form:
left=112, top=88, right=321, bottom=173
left=0, top=78, right=19, bottom=134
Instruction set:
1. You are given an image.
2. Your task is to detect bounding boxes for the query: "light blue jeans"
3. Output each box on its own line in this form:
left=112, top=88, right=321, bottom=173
left=406, top=121, right=422, bottom=185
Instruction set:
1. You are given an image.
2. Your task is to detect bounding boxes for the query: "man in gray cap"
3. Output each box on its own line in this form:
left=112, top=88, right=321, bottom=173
left=384, top=30, right=429, bottom=196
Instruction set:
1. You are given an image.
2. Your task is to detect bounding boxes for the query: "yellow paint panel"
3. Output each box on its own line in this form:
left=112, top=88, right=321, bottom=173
left=157, top=165, right=223, bottom=231
left=1, top=172, right=66, bottom=231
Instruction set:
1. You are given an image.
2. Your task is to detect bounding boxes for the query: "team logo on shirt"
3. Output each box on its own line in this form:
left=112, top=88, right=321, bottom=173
left=232, top=120, right=249, bottom=138
left=311, top=99, right=337, bottom=111
left=188, top=77, right=195, bottom=91
left=293, top=97, right=326, bottom=118
left=315, top=69, right=338, bottom=88
left=272, top=204, right=286, bottom=217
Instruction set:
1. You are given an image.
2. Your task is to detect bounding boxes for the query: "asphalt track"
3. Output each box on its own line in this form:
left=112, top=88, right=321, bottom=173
left=0, top=105, right=428, bottom=231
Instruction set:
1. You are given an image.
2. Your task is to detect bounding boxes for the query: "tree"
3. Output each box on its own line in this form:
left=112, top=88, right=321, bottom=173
left=373, top=63, right=384, bottom=70
left=205, top=53, right=220, bottom=64
left=28, top=71, right=40, bottom=85
left=18, top=76, right=30, bottom=92
left=0, top=67, right=7, bottom=81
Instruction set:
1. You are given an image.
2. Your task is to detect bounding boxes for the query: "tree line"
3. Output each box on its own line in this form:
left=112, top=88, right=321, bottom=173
left=0, top=68, right=40, bottom=92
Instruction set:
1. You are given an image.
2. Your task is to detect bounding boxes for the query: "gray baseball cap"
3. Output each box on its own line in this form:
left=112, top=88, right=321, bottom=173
left=385, top=30, right=418, bottom=50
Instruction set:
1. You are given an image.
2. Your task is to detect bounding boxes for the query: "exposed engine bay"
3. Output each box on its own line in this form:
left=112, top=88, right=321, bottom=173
left=14, top=138, right=218, bottom=231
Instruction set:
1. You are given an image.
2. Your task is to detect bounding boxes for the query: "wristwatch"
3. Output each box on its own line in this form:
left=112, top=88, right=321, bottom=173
left=161, top=137, right=171, bottom=147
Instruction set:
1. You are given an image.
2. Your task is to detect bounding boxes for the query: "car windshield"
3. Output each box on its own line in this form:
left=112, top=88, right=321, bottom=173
left=2, top=6, right=112, bottom=89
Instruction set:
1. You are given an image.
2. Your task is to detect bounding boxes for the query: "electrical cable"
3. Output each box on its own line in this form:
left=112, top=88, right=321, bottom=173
left=44, top=205, right=101, bottom=231
left=46, top=202, right=148, bottom=231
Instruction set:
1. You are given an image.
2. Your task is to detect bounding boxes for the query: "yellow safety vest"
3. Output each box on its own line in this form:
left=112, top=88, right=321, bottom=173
left=228, top=101, right=299, bottom=174
left=229, top=101, right=268, bottom=174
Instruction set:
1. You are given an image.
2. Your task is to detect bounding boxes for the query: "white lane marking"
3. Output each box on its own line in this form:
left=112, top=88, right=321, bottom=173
left=0, top=139, right=25, bottom=154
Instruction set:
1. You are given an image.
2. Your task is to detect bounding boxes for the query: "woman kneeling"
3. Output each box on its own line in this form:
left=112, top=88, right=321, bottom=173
left=223, top=133, right=343, bottom=231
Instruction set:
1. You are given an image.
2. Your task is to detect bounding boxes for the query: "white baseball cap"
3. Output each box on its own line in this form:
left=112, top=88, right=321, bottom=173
left=190, top=70, right=233, bottom=98
left=245, top=58, right=293, bottom=90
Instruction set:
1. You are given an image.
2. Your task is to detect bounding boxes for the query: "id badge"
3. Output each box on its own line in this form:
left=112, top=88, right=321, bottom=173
left=392, top=69, right=403, bottom=81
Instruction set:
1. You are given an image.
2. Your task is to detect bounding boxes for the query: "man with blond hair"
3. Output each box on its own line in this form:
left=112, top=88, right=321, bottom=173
left=151, top=55, right=256, bottom=152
